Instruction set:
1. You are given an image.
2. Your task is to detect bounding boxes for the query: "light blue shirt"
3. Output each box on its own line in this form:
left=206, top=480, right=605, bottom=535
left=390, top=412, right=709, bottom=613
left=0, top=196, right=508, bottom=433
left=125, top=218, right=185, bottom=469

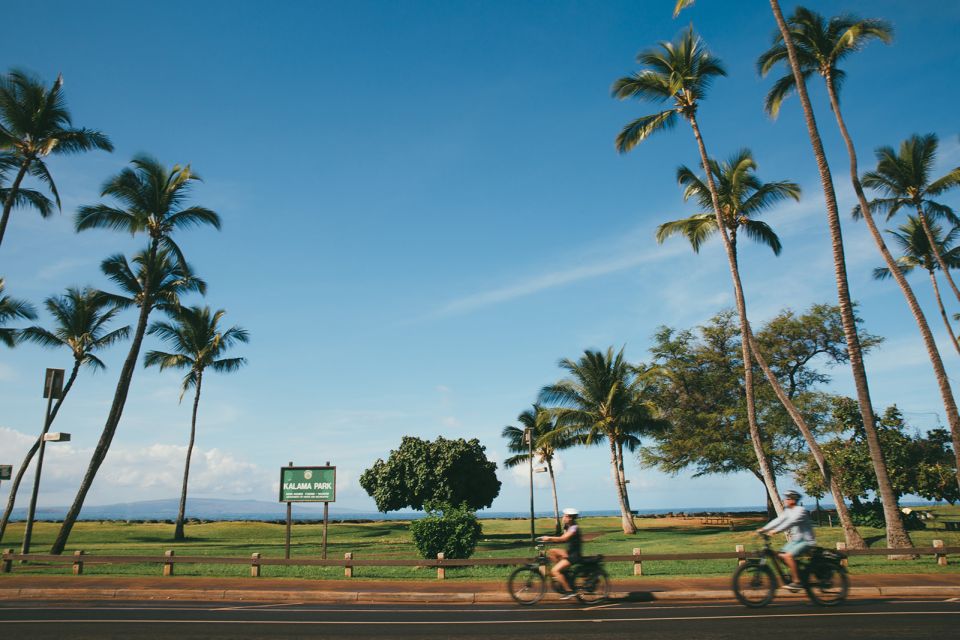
left=764, top=505, right=815, bottom=543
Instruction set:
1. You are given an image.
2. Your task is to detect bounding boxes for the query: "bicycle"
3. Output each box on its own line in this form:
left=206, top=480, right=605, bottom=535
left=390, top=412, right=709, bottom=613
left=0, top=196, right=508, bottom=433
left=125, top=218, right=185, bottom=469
left=731, top=532, right=849, bottom=608
left=507, top=544, right=610, bottom=605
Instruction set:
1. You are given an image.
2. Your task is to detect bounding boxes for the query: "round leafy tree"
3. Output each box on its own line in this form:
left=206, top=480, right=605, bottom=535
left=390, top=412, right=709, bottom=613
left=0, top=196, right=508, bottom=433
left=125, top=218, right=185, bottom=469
left=359, top=436, right=501, bottom=512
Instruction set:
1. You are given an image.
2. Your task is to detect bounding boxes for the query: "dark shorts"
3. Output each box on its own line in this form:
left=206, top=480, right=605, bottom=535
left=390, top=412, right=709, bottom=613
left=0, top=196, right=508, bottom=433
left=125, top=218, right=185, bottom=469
left=567, top=552, right=582, bottom=565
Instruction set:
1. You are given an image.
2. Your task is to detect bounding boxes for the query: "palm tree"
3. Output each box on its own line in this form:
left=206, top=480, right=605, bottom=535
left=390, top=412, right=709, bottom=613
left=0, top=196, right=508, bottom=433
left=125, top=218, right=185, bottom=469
left=611, top=28, right=787, bottom=515
left=653, top=152, right=866, bottom=544
left=874, top=218, right=960, bottom=356
left=0, top=70, right=112, bottom=250
left=0, top=277, right=36, bottom=346
left=502, top=404, right=581, bottom=533
left=860, top=135, right=960, bottom=302
left=75, top=155, right=221, bottom=265
left=144, top=306, right=248, bottom=541
left=753, top=3, right=915, bottom=549
left=0, top=288, right=128, bottom=544
left=539, top=347, right=658, bottom=534
left=50, top=156, right=220, bottom=554
left=657, top=149, right=797, bottom=256
left=1, top=152, right=53, bottom=232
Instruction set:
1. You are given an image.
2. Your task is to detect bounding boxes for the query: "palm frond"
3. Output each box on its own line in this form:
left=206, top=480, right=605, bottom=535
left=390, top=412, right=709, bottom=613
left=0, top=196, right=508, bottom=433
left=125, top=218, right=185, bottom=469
left=614, top=110, right=677, bottom=153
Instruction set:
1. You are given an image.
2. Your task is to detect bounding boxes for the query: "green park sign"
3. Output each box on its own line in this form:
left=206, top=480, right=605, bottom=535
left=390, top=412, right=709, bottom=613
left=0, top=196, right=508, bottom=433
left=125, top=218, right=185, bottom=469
left=279, top=466, right=336, bottom=502
left=0, top=465, right=11, bottom=481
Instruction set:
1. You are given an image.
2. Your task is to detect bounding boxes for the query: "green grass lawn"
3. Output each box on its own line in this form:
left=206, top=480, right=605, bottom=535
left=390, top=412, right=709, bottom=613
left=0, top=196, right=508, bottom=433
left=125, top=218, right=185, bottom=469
left=2, top=505, right=958, bottom=581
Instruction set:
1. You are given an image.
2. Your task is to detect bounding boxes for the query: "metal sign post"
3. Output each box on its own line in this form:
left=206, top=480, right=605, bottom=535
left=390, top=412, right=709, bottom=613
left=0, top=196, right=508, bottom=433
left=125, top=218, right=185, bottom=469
left=285, top=462, right=292, bottom=560
left=279, top=463, right=337, bottom=561
left=22, top=368, right=66, bottom=557
left=0, top=465, right=11, bottom=493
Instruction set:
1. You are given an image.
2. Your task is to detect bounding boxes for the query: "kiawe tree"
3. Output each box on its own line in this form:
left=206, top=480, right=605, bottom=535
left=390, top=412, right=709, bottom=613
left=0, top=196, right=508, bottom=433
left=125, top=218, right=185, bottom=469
left=0, top=69, right=112, bottom=251
left=50, top=156, right=218, bottom=554
left=0, top=288, right=128, bottom=544
left=144, top=306, right=248, bottom=541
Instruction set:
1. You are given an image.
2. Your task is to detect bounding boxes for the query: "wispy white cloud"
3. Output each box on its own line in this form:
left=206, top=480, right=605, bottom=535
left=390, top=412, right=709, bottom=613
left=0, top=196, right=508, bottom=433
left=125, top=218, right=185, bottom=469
left=431, top=238, right=689, bottom=318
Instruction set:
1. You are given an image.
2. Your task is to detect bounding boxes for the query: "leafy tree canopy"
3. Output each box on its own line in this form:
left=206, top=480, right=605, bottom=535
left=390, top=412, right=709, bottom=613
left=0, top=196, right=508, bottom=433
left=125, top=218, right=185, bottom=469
left=359, top=436, right=501, bottom=512
left=642, top=304, right=879, bottom=483
left=797, top=398, right=958, bottom=504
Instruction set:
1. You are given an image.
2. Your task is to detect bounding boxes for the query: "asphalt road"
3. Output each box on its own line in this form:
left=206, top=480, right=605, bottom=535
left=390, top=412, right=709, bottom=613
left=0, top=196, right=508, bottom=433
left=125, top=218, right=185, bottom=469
left=1, top=597, right=958, bottom=639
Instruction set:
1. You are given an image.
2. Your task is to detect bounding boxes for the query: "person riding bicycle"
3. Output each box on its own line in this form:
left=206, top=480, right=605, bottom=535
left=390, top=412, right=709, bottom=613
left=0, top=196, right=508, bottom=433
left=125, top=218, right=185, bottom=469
left=537, top=507, right=582, bottom=599
left=757, top=490, right=815, bottom=591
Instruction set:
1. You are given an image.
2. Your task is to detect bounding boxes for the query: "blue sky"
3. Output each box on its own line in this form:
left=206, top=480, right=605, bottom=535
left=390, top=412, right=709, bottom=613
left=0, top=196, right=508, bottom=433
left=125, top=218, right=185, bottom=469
left=1, top=1, right=959, bottom=515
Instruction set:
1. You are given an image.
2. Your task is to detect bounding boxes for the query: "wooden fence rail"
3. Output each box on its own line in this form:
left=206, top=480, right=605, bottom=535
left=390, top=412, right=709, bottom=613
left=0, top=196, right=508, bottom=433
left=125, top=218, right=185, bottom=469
left=3, top=544, right=956, bottom=580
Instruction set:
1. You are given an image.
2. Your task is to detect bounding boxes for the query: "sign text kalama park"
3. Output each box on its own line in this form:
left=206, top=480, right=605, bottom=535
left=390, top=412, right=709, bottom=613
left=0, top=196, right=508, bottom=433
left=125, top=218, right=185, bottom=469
left=279, top=467, right=336, bottom=502
left=279, top=464, right=336, bottom=559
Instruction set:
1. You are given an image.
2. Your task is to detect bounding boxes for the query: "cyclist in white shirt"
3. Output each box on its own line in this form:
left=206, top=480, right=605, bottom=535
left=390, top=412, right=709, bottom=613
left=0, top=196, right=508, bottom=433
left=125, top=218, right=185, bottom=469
left=757, top=490, right=815, bottom=591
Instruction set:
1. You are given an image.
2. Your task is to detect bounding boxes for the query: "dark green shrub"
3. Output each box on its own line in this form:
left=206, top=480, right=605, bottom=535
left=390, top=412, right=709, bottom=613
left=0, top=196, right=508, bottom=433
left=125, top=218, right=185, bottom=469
left=849, top=499, right=926, bottom=530
left=409, top=503, right=482, bottom=559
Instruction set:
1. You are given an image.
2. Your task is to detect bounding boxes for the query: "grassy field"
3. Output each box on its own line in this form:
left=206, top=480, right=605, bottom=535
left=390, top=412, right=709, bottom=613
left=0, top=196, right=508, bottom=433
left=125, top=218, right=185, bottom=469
left=2, top=505, right=958, bottom=581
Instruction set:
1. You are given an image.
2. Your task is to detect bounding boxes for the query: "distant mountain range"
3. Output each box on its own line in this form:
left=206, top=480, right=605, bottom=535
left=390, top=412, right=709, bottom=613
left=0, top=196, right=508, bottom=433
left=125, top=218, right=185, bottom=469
left=9, top=498, right=406, bottom=522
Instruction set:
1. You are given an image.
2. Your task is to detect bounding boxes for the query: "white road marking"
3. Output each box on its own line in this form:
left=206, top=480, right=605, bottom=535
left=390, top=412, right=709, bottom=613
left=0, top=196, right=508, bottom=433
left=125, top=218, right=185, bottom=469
left=6, top=610, right=960, bottom=626
left=214, top=602, right=304, bottom=611
left=582, top=603, right=620, bottom=611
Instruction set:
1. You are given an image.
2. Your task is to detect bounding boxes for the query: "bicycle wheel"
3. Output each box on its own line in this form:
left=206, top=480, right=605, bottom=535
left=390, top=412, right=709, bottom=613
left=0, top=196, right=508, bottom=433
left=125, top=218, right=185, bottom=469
left=574, top=568, right=610, bottom=604
left=508, top=566, right=546, bottom=605
left=732, top=562, right=776, bottom=608
left=804, top=561, right=849, bottom=606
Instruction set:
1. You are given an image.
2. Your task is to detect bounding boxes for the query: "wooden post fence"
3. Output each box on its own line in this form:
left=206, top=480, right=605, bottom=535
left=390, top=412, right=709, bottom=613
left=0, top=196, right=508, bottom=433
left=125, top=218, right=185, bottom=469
left=735, top=544, right=746, bottom=566
left=933, top=539, right=947, bottom=566
left=72, top=550, right=84, bottom=575
left=2, top=549, right=11, bottom=573
left=836, top=542, right=848, bottom=567
left=344, top=552, right=353, bottom=578
left=163, top=550, right=175, bottom=576
left=633, top=548, right=643, bottom=576
left=250, top=552, right=261, bottom=577
left=437, top=553, right=445, bottom=580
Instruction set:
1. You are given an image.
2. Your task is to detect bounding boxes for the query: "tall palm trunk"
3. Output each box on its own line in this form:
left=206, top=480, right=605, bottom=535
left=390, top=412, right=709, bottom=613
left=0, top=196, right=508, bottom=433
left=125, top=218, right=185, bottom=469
left=915, top=206, right=960, bottom=305
left=927, top=270, right=960, bottom=357
left=0, top=359, right=79, bottom=544
left=0, top=158, right=32, bottom=250
left=615, top=440, right=633, bottom=515
left=748, top=332, right=866, bottom=548
left=175, top=372, right=203, bottom=541
left=546, top=457, right=561, bottom=535
left=824, top=69, right=960, bottom=508
left=50, top=245, right=157, bottom=554
left=608, top=437, right=636, bottom=533
left=769, top=0, right=913, bottom=549
left=686, top=112, right=783, bottom=515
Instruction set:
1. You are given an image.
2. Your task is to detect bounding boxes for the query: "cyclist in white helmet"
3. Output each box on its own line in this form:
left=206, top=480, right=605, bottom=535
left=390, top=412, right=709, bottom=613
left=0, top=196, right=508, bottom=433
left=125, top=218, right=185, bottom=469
left=537, top=507, right=583, bottom=599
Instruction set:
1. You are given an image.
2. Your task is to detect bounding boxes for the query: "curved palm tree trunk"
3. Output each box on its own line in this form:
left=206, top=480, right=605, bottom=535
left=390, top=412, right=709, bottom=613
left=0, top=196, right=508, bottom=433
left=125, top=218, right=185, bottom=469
left=50, top=252, right=156, bottom=554
left=928, top=270, right=960, bottom=357
left=175, top=372, right=203, bottom=541
left=916, top=206, right=960, bottom=305
left=824, top=71, right=960, bottom=519
left=0, top=359, right=80, bottom=544
left=615, top=440, right=633, bottom=515
left=769, top=0, right=913, bottom=550
left=0, top=158, right=32, bottom=250
left=686, top=112, right=783, bottom=516
left=546, top=457, right=561, bottom=535
left=748, top=332, right=866, bottom=548
left=608, top=437, right=636, bottom=534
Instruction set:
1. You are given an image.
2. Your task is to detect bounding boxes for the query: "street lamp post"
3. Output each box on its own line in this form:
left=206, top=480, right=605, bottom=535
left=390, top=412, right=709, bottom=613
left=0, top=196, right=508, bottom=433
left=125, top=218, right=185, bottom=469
left=21, top=368, right=66, bottom=556
left=525, top=427, right=535, bottom=543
